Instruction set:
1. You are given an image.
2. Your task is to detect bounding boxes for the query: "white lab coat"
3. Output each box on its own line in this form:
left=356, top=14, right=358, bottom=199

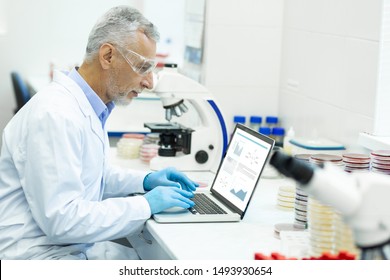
left=0, top=71, right=151, bottom=259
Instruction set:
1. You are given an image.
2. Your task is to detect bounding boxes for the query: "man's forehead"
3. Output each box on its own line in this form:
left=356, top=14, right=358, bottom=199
left=132, top=30, right=156, bottom=58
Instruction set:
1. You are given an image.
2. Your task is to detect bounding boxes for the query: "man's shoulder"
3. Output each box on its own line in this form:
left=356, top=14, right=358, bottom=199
left=33, top=89, right=80, bottom=114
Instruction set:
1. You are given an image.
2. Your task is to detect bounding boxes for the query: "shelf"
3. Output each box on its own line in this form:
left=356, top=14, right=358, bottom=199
left=358, top=132, right=390, bottom=151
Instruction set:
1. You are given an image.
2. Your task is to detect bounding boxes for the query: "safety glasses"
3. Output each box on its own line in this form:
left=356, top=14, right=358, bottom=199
left=116, top=47, right=157, bottom=76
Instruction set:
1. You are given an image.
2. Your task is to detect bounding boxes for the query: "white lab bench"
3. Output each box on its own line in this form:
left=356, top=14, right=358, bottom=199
left=109, top=147, right=296, bottom=260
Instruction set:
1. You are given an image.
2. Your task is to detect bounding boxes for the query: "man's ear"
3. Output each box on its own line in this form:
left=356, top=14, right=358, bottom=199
left=99, top=43, right=114, bottom=70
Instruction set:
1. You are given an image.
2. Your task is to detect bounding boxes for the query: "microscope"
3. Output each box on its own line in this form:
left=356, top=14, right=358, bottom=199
left=270, top=151, right=390, bottom=259
left=144, top=66, right=228, bottom=172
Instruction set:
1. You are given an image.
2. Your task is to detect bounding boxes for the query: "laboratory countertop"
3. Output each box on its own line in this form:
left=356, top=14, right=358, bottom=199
left=108, top=147, right=298, bottom=260
left=143, top=178, right=295, bottom=260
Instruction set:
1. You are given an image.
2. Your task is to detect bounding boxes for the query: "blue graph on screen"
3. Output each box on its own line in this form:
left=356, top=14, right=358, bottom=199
left=230, top=188, right=247, bottom=201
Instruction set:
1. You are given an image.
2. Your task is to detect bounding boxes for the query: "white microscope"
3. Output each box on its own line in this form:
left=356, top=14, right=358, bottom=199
left=144, top=66, right=228, bottom=172
left=270, top=151, right=390, bottom=259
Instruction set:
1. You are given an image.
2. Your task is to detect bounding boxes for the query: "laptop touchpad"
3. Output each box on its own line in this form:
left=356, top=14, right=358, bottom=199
left=161, top=207, right=188, bottom=213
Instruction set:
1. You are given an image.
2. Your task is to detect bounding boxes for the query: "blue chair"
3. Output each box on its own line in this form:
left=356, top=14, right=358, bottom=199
left=11, top=72, right=31, bottom=114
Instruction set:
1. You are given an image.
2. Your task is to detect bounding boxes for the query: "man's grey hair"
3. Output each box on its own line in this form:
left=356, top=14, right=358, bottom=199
left=84, top=6, right=160, bottom=62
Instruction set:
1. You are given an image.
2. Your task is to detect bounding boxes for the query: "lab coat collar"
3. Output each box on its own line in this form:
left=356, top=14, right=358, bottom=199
left=53, top=70, right=94, bottom=117
left=52, top=70, right=105, bottom=144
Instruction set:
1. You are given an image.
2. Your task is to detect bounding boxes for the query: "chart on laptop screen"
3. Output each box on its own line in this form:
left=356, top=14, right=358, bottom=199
left=212, top=127, right=272, bottom=211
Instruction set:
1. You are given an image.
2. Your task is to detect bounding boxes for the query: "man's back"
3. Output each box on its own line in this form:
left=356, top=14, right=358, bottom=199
left=0, top=72, right=105, bottom=259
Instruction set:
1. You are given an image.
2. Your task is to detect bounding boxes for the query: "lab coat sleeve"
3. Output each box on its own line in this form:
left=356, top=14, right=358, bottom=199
left=23, top=110, right=151, bottom=244
left=103, top=163, right=149, bottom=198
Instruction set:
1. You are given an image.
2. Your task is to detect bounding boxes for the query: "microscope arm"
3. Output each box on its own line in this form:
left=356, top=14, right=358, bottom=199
left=270, top=151, right=390, bottom=249
left=146, top=67, right=227, bottom=172
left=153, top=67, right=211, bottom=121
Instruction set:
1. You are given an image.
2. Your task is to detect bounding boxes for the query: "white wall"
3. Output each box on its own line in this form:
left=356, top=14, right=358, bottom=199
left=203, top=0, right=284, bottom=134
left=143, top=0, right=186, bottom=66
left=1, top=0, right=385, bottom=152
left=278, top=0, right=383, bottom=150
left=0, top=0, right=6, bottom=35
left=0, top=0, right=140, bottom=142
left=374, top=0, right=390, bottom=136
left=0, top=0, right=185, bottom=144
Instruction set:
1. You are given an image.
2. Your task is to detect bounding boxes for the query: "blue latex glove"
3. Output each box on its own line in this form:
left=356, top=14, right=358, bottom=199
left=144, top=186, right=195, bottom=214
left=143, top=167, right=199, bottom=192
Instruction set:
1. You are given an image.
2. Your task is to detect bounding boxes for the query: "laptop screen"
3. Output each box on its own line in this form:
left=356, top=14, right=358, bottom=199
left=211, top=124, right=274, bottom=215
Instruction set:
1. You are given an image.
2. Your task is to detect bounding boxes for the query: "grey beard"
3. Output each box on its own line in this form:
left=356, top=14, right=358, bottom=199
left=113, top=95, right=132, bottom=106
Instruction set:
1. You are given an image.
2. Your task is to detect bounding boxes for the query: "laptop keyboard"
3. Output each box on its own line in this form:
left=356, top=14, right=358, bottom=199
left=189, top=193, right=227, bottom=215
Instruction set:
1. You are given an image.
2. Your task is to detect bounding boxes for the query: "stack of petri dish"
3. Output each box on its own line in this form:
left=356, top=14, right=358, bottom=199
left=307, top=154, right=353, bottom=256
left=293, top=154, right=311, bottom=230
left=116, top=133, right=144, bottom=159
left=273, top=154, right=310, bottom=239
left=277, top=185, right=296, bottom=211
left=309, top=154, right=344, bottom=166
left=370, top=150, right=390, bottom=175
left=139, top=133, right=160, bottom=163
left=342, top=153, right=370, bottom=173
left=337, top=218, right=359, bottom=257
left=143, top=133, right=160, bottom=145
left=340, top=154, right=362, bottom=257
left=139, top=143, right=159, bottom=163
left=294, top=187, right=309, bottom=230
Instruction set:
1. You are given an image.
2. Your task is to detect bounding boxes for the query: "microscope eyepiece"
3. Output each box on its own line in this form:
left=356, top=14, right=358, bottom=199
left=270, top=151, right=315, bottom=185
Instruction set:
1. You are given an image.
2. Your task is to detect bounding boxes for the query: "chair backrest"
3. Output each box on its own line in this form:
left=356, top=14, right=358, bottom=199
left=11, top=71, right=31, bottom=113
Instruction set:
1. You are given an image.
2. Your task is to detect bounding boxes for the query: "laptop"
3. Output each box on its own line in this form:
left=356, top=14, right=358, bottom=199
left=153, top=123, right=275, bottom=223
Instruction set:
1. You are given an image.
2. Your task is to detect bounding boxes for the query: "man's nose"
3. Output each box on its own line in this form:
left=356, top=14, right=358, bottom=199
left=141, top=71, right=154, bottom=90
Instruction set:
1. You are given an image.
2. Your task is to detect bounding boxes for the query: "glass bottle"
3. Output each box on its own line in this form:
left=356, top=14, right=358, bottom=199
left=249, top=116, right=262, bottom=132
left=259, top=127, right=271, bottom=137
left=232, top=115, right=246, bottom=137
left=233, top=115, right=246, bottom=127
left=271, top=127, right=285, bottom=147
left=265, top=116, right=278, bottom=129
